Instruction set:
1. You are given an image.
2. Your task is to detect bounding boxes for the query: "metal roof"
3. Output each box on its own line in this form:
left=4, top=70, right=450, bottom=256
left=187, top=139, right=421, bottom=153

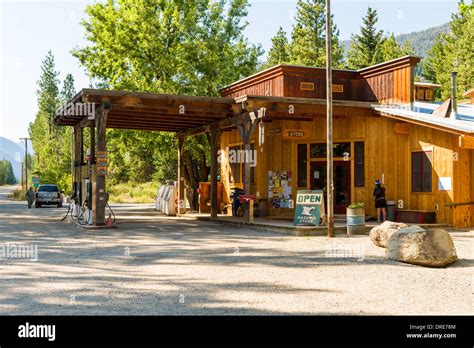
left=373, top=101, right=474, bottom=135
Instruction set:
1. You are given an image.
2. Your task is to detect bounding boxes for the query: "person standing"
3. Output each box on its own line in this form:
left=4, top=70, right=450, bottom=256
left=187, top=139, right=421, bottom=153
left=26, top=186, right=35, bottom=209
left=373, top=180, right=386, bottom=223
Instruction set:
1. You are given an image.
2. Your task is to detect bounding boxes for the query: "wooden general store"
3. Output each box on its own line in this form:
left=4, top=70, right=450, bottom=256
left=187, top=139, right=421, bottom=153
left=54, top=55, right=474, bottom=228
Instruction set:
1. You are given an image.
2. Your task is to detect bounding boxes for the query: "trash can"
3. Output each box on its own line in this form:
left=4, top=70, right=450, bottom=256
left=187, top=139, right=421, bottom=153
left=346, top=207, right=366, bottom=236
left=386, top=201, right=396, bottom=221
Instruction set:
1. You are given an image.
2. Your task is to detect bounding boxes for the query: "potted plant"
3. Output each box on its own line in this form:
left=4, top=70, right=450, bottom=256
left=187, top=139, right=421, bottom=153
left=346, top=202, right=365, bottom=236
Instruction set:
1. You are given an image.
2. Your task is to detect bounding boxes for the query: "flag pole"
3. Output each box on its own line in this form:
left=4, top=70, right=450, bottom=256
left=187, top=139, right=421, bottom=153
left=326, top=0, right=334, bottom=237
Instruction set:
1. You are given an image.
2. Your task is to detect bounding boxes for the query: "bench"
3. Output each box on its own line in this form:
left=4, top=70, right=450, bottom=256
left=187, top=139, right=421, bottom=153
left=395, top=209, right=436, bottom=224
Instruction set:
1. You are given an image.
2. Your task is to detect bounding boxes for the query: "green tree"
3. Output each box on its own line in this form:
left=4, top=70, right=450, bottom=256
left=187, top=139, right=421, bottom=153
left=0, top=160, right=16, bottom=185
left=423, top=1, right=473, bottom=100
left=264, top=27, right=290, bottom=68
left=290, top=0, right=344, bottom=68
left=372, top=34, right=414, bottom=64
left=28, top=51, right=60, bottom=183
left=29, top=52, right=74, bottom=191
left=346, top=7, right=384, bottom=69
left=72, top=0, right=263, bottom=208
left=61, top=73, right=76, bottom=102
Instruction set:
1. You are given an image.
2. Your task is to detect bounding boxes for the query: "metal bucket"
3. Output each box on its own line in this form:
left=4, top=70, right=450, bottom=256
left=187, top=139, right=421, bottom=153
left=346, top=208, right=365, bottom=236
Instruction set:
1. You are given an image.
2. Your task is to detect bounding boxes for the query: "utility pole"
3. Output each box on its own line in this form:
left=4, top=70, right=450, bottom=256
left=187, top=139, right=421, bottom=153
left=326, top=0, right=334, bottom=237
left=19, top=137, right=31, bottom=189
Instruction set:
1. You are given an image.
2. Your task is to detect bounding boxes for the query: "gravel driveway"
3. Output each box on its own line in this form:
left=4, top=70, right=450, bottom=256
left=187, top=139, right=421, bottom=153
left=0, top=186, right=472, bottom=315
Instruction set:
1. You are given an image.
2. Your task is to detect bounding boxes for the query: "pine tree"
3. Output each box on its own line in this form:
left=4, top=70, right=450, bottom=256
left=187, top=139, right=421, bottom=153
left=61, top=73, right=76, bottom=102
left=28, top=51, right=66, bottom=187
left=0, top=160, right=16, bottom=185
left=290, top=0, right=344, bottom=67
left=423, top=1, right=473, bottom=100
left=346, top=7, right=384, bottom=69
left=265, top=27, right=290, bottom=68
left=372, top=34, right=414, bottom=64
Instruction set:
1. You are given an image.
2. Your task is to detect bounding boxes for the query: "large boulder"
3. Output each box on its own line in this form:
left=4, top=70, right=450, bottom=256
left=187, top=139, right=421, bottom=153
left=369, top=221, right=408, bottom=248
left=386, top=228, right=458, bottom=267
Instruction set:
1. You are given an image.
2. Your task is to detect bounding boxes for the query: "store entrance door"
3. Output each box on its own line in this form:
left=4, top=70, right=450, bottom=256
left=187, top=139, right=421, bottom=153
left=310, top=161, right=351, bottom=214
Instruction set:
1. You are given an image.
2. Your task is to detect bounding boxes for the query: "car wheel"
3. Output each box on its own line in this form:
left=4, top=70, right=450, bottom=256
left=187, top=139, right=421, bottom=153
left=57, top=203, right=63, bottom=208
left=35, top=203, right=40, bottom=208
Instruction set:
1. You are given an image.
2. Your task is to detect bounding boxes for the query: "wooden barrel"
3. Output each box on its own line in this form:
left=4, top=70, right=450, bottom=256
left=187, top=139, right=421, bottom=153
left=346, top=208, right=365, bottom=236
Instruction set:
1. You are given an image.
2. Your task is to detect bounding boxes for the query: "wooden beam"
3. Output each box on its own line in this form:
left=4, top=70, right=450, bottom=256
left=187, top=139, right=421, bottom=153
left=73, top=126, right=82, bottom=204
left=236, top=119, right=258, bottom=223
left=177, top=135, right=186, bottom=216
left=178, top=113, right=252, bottom=137
left=93, top=103, right=110, bottom=225
left=209, top=127, right=221, bottom=219
left=90, top=125, right=96, bottom=224
left=106, top=124, right=180, bottom=132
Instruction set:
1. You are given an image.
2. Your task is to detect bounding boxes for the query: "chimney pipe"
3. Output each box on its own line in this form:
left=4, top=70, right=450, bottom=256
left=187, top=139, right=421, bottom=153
left=450, top=71, right=458, bottom=118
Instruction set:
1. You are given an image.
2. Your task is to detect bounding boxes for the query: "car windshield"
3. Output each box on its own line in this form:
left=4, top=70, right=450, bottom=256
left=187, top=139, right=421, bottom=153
left=38, top=185, right=59, bottom=192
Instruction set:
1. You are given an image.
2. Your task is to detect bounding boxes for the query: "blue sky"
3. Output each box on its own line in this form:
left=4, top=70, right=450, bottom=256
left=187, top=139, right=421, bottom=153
left=0, top=0, right=459, bottom=141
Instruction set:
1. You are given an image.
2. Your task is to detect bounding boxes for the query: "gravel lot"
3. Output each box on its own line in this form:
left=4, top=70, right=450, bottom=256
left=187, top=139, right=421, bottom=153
left=0, top=186, right=472, bottom=315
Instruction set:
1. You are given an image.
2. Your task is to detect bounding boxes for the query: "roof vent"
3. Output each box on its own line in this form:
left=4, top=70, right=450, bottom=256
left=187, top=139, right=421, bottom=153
left=432, top=99, right=451, bottom=118
left=450, top=71, right=458, bottom=119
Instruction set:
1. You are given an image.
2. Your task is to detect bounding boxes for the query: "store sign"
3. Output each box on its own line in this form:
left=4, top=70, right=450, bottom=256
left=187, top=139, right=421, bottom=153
left=283, top=128, right=310, bottom=140
left=269, top=127, right=281, bottom=135
left=293, top=190, right=324, bottom=226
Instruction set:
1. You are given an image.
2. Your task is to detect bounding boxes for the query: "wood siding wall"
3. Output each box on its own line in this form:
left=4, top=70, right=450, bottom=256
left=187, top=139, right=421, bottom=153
left=220, top=117, right=473, bottom=227
left=220, top=57, right=420, bottom=105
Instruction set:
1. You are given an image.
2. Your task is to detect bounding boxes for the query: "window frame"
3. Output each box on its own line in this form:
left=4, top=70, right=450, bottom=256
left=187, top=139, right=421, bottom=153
left=411, top=150, right=433, bottom=193
left=227, top=142, right=255, bottom=185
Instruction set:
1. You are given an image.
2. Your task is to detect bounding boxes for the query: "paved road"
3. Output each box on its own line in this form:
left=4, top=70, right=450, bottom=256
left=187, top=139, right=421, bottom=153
left=0, top=185, right=472, bottom=315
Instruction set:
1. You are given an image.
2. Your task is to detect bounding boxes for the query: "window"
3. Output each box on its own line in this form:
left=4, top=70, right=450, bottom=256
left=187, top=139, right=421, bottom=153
left=229, top=145, right=241, bottom=184
left=417, top=88, right=425, bottom=100
left=297, top=144, right=307, bottom=187
left=412, top=151, right=432, bottom=192
left=354, top=142, right=365, bottom=187
left=425, top=89, right=433, bottom=100
left=250, top=143, right=255, bottom=184
left=310, top=142, right=351, bottom=158
left=228, top=143, right=255, bottom=184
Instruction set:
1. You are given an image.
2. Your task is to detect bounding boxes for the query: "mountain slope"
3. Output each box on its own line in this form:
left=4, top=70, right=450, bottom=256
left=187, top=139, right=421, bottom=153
left=396, top=22, right=450, bottom=58
left=342, top=22, right=451, bottom=60
left=0, top=137, right=33, bottom=181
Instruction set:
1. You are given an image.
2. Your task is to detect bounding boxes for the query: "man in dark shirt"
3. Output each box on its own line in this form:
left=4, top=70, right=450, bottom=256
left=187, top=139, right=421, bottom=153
left=373, top=180, right=386, bottom=223
left=26, top=186, right=35, bottom=209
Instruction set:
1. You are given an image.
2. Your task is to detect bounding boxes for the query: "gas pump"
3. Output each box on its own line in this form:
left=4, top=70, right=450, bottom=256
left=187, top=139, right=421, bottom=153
left=71, top=181, right=80, bottom=217
left=84, top=147, right=93, bottom=225
left=85, top=177, right=93, bottom=225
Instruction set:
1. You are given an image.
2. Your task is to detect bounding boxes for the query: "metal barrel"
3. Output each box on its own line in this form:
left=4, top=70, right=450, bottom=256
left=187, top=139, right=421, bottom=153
left=346, top=208, right=366, bottom=235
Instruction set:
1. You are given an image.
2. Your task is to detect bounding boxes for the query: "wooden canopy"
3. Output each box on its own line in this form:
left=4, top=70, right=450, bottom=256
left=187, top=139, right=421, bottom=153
left=54, top=89, right=375, bottom=134
left=54, top=89, right=236, bottom=132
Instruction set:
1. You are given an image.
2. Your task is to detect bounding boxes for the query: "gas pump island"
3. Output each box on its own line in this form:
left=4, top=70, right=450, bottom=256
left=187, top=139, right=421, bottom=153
left=65, top=144, right=114, bottom=227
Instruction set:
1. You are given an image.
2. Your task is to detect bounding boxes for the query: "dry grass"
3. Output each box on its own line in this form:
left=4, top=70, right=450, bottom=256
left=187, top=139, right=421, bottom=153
left=107, top=182, right=158, bottom=204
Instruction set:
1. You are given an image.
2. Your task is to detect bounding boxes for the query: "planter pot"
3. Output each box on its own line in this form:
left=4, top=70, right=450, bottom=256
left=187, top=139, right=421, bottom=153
left=346, top=207, right=365, bottom=236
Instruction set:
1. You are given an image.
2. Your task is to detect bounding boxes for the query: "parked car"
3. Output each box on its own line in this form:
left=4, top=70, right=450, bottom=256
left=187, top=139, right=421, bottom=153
left=35, top=184, right=64, bottom=208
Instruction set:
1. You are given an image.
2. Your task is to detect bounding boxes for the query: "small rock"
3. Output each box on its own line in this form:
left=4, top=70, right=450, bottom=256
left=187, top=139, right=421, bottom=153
left=386, top=228, right=458, bottom=267
left=369, top=221, right=408, bottom=248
